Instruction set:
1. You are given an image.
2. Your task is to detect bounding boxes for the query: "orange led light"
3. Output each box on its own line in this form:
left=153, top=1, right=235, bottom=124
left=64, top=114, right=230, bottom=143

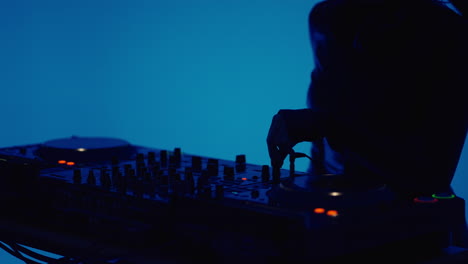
left=241, top=177, right=247, bottom=181
left=66, top=161, right=75, bottom=166
left=58, top=160, right=67, bottom=164
left=326, top=210, right=339, bottom=217
left=314, top=208, right=325, bottom=214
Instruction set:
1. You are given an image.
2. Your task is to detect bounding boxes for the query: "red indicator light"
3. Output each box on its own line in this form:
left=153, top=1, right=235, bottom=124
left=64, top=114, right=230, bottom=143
left=326, top=210, right=339, bottom=217
left=66, top=161, right=75, bottom=166
left=241, top=177, right=247, bottom=181
left=314, top=208, right=325, bottom=214
left=413, top=197, right=438, bottom=203
left=58, top=160, right=67, bottom=164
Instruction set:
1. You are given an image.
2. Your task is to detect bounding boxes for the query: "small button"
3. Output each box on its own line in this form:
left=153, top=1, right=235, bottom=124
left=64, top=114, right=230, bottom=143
left=314, top=208, right=325, bottom=214
left=326, top=210, right=339, bottom=217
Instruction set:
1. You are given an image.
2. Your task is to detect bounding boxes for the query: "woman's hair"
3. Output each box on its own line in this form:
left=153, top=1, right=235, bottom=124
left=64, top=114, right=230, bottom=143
left=341, top=0, right=466, bottom=14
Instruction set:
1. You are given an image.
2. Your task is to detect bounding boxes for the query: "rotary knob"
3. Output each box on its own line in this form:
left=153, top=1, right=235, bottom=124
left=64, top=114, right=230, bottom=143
left=192, top=156, right=202, bottom=172
left=160, top=150, right=168, bottom=168
left=261, top=165, right=270, bottom=182
left=223, top=166, right=235, bottom=181
left=235, top=154, right=246, bottom=173
left=206, top=159, right=219, bottom=177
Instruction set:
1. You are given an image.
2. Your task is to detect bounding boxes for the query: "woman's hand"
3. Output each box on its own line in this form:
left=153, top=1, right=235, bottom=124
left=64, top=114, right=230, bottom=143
left=267, top=109, right=322, bottom=168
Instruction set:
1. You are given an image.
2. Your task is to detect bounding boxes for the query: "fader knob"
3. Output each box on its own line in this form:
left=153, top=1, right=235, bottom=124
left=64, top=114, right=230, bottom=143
left=160, top=150, right=168, bottom=168
left=174, top=148, right=182, bottom=168
left=136, top=153, right=145, bottom=167
left=116, top=172, right=126, bottom=193
left=169, top=155, right=176, bottom=169
left=73, top=169, right=82, bottom=184
left=223, top=166, right=235, bottom=181
left=124, top=164, right=132, bottom=176
left=192, top=156, right=202, bottom=172
left=185, top=167, right=195, bottom=194
left=235, top=154, right=246, bottom=173
left=87, top=170, right=96, bottom=185
left=137, top=166, right=146, bottom=178
left=261, top=165, right=270, bottom=182
left=150, top=162, right=161, bottom=173
left=148, top=151, right=156, bottom=165
left=207, top=159, right=219, bottom=177
left=111, top=156, right=119, bottom=166
left=197, top=170, right=210, bottom=188
left=100, top=168, right=111, bottom=189
left=169, top=168, right=181, bottom=182
left=112, top=166, right=119, bottom=187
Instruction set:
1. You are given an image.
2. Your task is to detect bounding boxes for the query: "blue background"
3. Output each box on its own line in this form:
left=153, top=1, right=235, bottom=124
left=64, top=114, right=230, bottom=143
left=0, top=0, right=466, bottom=261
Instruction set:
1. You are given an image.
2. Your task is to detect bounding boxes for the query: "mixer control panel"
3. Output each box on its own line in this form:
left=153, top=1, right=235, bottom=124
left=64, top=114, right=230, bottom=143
left=0, top=136, right=464, bottom=262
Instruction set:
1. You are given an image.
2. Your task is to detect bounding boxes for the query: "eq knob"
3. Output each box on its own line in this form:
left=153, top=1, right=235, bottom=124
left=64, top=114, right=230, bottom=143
left=116, top=171, right=127, bottom=193
left=191, top=156, right=202, bottom=172
left=223, top=166, right=235, bottom=181
left=136, top=153, right=145, bottom=165
left=197, top=170, right=210, bottom=188
left=73, top=169, right=82, bottom=184
left=168, top=155, right=177, bottom=169
left=235, top=154, right=246, bottom=173
left=160, top=150, right=168, bottom=168
left=112, top=166, right=120, bottom=187
left=206, top=159, right=219, bottom=177
left=261, top=165, right=270, bottom=182
left=100, top=168, right=111, bottom=189
left=147, top=151, right=156, bottom=165
left=184, top=167, right=195, bottom=194
left=87, top=170, right=96, bottom=185
left=174, top=148, right=182, bottom=168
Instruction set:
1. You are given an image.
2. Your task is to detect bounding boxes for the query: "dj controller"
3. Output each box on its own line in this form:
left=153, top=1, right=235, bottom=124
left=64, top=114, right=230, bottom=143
left=0, top=136, right=465, bottom=263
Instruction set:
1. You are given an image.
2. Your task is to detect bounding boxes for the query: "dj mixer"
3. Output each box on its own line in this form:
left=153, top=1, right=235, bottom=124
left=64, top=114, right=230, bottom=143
left=0, top=136, right=465, bottom=263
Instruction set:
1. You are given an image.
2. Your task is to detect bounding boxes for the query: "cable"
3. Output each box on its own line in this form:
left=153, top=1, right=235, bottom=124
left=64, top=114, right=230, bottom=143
left=8, top=243, right=58, bottom=263
left=0, top=240, right=117, bottom=264
left=288, top=151, right=314, bottom=178
left=293, top=152, right=313, bottom=161
left=0, top=241, right=43, bottom=264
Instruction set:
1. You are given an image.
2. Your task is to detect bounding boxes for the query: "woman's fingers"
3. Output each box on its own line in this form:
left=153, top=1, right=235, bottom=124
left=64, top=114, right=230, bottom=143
left=267, top=113, right=294, bottom=168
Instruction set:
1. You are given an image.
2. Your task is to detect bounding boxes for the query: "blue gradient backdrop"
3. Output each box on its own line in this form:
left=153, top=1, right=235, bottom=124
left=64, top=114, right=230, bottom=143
left=0, top=0, right=466, bottom=261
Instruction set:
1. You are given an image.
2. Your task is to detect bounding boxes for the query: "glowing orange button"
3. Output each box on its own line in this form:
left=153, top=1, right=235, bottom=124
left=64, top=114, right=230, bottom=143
left=66, top=161, right=75, bottom=166
left=326, top=210, right=339, bottom=217
left=58, top=160, right=67, bottom=164
left=241, top=177, right=247, bottom=181
left=314, top=208, right=325, bottom=214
